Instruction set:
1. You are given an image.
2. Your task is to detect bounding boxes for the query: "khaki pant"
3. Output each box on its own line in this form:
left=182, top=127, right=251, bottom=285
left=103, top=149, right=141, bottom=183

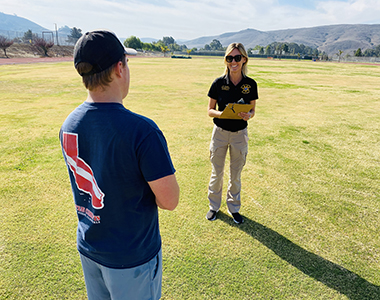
left=208, top=125, right=248, bottom=213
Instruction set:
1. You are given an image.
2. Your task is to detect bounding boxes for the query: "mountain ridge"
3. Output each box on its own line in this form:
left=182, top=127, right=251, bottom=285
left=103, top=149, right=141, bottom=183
left=0, top=12, right=48, bottom=33
left=183, top=24, right=380, bottom=56
left=1, top=12, right=379, bottom=56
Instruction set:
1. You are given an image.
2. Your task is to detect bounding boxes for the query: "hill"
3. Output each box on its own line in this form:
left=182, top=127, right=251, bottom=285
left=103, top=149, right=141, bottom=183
left=184, top=24, right=380, bottom=56
left=0, top=12, right=48, bottom=33
left=1, top=12, right=379, bottom=57
left=0, top=12, right=72, bottom=45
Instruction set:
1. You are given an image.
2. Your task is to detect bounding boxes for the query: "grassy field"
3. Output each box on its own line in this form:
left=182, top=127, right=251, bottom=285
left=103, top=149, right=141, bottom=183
left=0, top=57, right=379, bottom=299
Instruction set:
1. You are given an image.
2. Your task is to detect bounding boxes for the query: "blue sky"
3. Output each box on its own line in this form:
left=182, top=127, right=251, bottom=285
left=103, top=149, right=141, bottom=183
left=1, top=0, right=379, bottom=40
left=277, top=0, right=346, bottom=9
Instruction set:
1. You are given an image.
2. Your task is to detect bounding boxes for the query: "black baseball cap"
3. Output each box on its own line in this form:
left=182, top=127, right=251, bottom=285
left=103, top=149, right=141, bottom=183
left=74, top=30, right=137, bottom=76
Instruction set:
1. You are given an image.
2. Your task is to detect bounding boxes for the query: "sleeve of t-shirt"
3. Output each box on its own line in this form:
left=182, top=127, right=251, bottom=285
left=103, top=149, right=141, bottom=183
left=251, top=79, right=259, bottom=100
left=207, top=78, right=219, bottom=99
left=137, top=129, right=176, bottom=182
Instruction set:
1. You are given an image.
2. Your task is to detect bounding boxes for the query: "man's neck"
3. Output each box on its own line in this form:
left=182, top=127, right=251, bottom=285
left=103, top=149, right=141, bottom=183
left=86, top=84, right=124, bottom=104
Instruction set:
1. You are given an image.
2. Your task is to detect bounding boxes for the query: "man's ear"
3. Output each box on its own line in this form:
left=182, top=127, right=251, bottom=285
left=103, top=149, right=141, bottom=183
left=114, top=61, right=124, bottom=78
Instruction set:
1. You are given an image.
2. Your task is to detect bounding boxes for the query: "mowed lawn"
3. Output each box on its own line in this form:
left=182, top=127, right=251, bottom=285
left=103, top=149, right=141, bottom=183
left=0, top=57, right=379, bottom=299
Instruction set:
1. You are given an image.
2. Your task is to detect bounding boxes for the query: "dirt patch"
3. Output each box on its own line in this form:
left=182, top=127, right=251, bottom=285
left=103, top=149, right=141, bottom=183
left=0, top=43, right=74, bottom=65
left=0, top=56, right=73, bottom=65
left=1, top=43, right=74, bottom=58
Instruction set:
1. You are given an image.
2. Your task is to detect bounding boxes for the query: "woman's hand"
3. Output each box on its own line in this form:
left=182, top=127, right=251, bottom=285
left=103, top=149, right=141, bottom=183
left=239, top=111, right=254, bottom=121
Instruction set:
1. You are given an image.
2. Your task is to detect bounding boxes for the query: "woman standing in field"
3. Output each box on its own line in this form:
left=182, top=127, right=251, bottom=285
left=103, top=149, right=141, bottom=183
left=206, top=42, right=258, bottom=224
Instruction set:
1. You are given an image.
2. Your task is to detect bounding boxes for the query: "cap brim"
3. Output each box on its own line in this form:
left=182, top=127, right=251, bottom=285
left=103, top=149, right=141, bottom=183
left=124, top=47, right=137, bottom=56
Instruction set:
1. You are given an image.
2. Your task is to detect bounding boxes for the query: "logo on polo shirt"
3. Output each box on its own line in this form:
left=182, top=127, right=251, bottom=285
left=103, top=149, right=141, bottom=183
left=241, top=84, right=251, bottom=94
left=221, top=85, right=230, bottom=91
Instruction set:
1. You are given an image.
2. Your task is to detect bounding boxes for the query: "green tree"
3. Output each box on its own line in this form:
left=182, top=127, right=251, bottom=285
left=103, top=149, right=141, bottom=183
left=209, top=39, right=223, bottom=51
left=124, top=36, right=143, bottom=50
left=141, top=42, right=154, bottom=51
left=252, top=45, right=261, bottom=51
left=276, top=44, right=282, bottom=58
left=281, top=43, right=289, bottom=54
left=23, top=29, right=35, bottom=43
left=153, top=37, right=188, bottom=53
left=161, top=45, right=169, bottom=57
left=0, top=35, right=14, bottom=58
left=67, top=27, right=82, bottom=44
left=354, top=48, right=363, bottom=57
left=204, top=44, right=211, bottom=51
left=265, top=45, right=271, bottom=55
left=363, top=48, right=376, bottom=57
left=320, top=51, right=329, bottom=61
left=162, top=36, right=175, bottom=46
left=375, top=45, right=380, bottom=57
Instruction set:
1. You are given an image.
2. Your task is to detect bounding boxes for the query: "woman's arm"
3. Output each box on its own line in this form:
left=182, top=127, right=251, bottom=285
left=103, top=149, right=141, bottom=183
left=208, top=98, right=222, bottom=118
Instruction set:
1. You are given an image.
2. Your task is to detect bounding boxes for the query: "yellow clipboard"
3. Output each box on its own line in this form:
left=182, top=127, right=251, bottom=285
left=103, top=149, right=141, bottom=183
left=219, top=103, right=254, bottom=119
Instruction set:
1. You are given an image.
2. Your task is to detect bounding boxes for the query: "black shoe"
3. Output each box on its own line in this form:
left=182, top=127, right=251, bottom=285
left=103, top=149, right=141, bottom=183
left=206, top=210, right=217, bottom=221
left=231, top=212, right=244, bottom=224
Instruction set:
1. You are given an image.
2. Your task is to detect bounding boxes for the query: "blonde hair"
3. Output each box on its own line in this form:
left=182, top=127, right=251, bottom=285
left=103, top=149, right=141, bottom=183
left=223, top=43, right=249, bottom=76
left=76, top=56, right=126, bottom=91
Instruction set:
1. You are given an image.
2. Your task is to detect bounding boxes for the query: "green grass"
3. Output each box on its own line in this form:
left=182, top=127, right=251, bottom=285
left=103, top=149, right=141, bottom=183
left=1, top=58, right=379, bottom=299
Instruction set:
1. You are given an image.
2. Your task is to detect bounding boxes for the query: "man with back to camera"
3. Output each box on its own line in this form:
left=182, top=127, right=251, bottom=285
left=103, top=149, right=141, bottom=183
left=59, top=30, right=180, bottom=300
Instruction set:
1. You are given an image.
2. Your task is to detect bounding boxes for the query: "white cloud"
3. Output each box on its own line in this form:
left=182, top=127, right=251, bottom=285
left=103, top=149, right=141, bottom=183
left=315, top=0, right=380, bottom=24
left=0, top=0, right=379, bottom=40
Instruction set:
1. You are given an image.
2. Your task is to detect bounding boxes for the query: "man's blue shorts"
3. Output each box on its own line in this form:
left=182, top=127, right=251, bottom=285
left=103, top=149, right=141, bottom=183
left=79, top=249, right=162, bottom=300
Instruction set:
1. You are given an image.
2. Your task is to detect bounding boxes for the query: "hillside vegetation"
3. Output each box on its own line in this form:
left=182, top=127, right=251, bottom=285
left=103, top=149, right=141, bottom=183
left=184, top=24, right=380, bottom=56
left=1, top=11, right=380, bottom=59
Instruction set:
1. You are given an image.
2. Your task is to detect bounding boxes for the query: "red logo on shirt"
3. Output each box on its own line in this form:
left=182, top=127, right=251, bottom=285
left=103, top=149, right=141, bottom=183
left=62, top=132, right=105, bottom=209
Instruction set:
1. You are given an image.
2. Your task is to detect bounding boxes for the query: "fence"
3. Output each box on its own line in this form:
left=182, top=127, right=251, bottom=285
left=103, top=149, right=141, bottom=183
left=0, top=29, right=73, bottom=45
left=173, top=51, right=315, bottom=60
left=336, top=56, right=380, bottom=63
left=173, top=51, right=379, bottom=63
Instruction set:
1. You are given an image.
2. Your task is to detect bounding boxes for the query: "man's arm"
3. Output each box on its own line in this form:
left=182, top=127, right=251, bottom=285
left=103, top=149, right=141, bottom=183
left=148, top=174, right=179, bottom=211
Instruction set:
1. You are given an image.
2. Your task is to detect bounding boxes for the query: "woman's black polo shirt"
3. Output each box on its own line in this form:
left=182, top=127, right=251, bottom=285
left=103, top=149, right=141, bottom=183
left=208, top=74, right=258, bottom=132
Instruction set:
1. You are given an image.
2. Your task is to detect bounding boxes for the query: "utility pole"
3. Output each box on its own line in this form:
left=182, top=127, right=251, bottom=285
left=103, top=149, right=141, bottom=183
left=55, top=23, right=59, bottom=46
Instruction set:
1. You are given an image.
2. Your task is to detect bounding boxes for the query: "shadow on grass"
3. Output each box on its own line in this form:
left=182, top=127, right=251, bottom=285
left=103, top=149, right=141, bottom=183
left=218, top=211, right=379, bottom=300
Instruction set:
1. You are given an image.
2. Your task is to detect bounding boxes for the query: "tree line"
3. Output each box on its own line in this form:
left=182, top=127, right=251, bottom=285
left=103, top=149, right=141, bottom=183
left=123, top=36, right=194, bottom=56
left=123, top=36, right=321, bottom=57
left=354, top=46, right=380, bottom=57
left=125, top=36, right=380, bottom=59
left=2, top=29, right=380, bottom=59
left=123, top=37, right=322, bottom=58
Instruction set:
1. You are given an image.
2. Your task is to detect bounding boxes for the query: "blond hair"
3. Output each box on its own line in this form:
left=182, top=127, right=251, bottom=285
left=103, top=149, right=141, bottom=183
left=76, top=56, right=126, bottom=91
left=223, top=43, right=249, bottom=76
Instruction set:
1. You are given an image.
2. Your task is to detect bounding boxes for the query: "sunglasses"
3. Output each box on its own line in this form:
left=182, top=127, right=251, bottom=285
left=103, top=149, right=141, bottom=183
left=226, top=54, right=242, bottom=63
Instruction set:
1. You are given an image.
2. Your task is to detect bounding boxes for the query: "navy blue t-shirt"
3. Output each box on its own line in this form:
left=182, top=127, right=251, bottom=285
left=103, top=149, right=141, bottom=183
left=208, top=74, right=258, bottom=132
left=60, top=102, right=175, bottom=268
